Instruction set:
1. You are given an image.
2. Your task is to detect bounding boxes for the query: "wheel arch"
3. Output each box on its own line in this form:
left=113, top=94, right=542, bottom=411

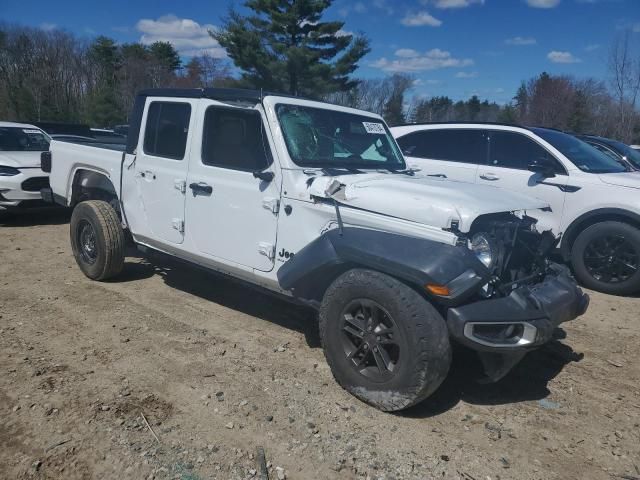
left=69, top=168, right=120, bottom=211
left=277, top=227, right=487, bottom=306
left=561, top=208, right=640, bottom=260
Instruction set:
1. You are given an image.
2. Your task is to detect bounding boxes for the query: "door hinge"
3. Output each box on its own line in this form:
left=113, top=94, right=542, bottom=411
left=172, top=218, right=185, bottom=234
left=262, top=197, right=280, bottom=214
left=174, top=179, right=187, bottom=194
left=258, top=242, right=275, bottom=260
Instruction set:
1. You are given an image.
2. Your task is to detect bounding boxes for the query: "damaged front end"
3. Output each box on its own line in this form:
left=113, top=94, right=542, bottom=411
left=444, top=213, right=589, bottom=382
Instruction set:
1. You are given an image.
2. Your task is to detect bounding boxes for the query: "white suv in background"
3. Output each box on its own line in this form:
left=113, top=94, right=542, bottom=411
left=391, top=123, right=640, bottom=296
left=0, top=121, right=51, bottom=210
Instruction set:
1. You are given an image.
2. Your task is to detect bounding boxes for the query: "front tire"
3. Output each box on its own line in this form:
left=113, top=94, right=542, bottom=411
left=319, top=269, right=451, bottom=412
left=70, top=200, right=125, bottom=281
left=571, top=221, right=640, bottom=296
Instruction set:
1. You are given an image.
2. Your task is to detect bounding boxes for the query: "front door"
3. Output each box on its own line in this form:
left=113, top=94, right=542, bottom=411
left=123, top=99, right=195, bottom=244
left=185, top=103, right=280, bottom=272
left=477, top=130, right=568, bottom=234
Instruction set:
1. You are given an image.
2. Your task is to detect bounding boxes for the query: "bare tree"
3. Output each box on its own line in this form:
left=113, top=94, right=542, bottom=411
left=608, top=30, right=640, bottom=142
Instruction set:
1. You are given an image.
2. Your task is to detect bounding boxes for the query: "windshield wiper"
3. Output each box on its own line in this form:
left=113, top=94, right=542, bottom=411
left=322, top=167, right=363, bottom=175
left=383, top=167, right=417, bottom=176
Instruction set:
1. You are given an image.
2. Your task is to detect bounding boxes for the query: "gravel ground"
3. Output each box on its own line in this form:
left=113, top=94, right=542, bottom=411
left=1, top=209, right=639, bottom=480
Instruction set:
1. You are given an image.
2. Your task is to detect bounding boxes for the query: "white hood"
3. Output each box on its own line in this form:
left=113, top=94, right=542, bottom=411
left=598, top=171, right=640, bottom=190
left=0, top=151, right=44, bottom=169
left=308, top=173, right=549, bottom=232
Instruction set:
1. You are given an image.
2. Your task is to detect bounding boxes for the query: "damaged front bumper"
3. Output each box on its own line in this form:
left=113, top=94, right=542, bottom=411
left=446, top=264, right=589, bottom=381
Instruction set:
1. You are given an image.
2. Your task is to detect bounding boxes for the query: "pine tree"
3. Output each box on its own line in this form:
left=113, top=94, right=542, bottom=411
left=212, top=0, right=370, bottom=97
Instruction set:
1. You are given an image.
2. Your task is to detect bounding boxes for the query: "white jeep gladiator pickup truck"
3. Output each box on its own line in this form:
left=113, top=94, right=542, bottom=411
left=43, top=88, right=588, bottom=412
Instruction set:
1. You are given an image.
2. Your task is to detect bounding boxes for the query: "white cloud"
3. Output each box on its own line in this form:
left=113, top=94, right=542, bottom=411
left=505, top=36, right=537, bottom=45
left=136, top=14, right=226, bottom=58
left=423, top=0, right=485, bottom=8
left=547, top=50, right=581, bottom=63
left=585, top=44, right=600, bottom=52
left=401, top=11, right=443, bottom=27
left=455, top=71, right=479, bottom=78
left=526, top=0, right=561, bottom=7
left=40, top=22, right=57, bottom=31
left=395, top=48, right=420, bottom=58
left=371, top=48, right=473, bottom=73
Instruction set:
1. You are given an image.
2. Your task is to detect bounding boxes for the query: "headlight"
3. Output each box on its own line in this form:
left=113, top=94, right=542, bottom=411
left=0, top=166, right=20, bottom=176
left=470, top=232, right=496, bottom=269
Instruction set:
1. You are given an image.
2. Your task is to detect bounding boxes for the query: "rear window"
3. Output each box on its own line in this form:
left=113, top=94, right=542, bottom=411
left=143, top=102, right=191, bottom=160
left=0, top=127, right=50, bottom=152
left=397, top=129, right=487, bottom=164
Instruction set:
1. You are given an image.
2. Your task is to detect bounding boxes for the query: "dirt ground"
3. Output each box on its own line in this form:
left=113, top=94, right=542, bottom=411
left=1, top=209, right=639, bottom=480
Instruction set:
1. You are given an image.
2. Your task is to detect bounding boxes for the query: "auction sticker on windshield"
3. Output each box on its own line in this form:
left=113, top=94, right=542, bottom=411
left=362, top=122, right=386, bottom=134
left=23, top=129, right=42, bottom=134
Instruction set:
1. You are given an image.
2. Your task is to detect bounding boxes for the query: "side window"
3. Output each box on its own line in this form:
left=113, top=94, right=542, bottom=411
left=399, top=130, right=487, bottom=164
left=202, top=107, right=272, bottom=171
left=489, top=131, right=564, bottom=174
left=143, top=102, right=191, bottom=160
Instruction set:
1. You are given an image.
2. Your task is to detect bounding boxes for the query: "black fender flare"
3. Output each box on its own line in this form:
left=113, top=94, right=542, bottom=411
left=560, top=208, right=640, bottom=260
left=277, top=227, right=488, bottom=304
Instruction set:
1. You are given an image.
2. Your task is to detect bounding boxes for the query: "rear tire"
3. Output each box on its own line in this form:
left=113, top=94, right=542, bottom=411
left=70, top=200, right=125, bottom=281
left=319, top=269, right=451, bottom=412
left=571, top=221, right=640, bottom=296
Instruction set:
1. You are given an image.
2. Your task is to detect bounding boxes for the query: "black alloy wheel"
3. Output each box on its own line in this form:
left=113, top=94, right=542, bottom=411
left=583, top=234, right=639, bottom=284
left=340, top=299, right=401, bottom=382
left=571, top=221, right=640, bottom=296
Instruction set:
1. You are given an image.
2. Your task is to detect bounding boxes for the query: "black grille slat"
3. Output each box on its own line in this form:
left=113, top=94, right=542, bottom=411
left=21, top=177, right=50, bottom=192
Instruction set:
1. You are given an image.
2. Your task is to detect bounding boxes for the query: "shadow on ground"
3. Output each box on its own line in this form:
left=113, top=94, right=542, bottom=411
left=402, top=336, right=583, bottom=418
left=0, top=208, right=70, bottom=227
left=117, top=249, right=321, bottom=348
left=112, top=250, right=582, bottom=416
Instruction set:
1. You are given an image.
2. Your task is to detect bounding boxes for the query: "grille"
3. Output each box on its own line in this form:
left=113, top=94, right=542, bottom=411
left=21, top=176, right=50, bottom=192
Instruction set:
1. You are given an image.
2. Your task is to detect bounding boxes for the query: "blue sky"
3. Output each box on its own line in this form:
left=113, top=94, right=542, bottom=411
left=2, top=0, right=639, bottom=103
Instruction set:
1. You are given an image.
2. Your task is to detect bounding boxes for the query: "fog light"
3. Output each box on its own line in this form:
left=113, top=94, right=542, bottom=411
left=463, top=322, right=537, bottom=347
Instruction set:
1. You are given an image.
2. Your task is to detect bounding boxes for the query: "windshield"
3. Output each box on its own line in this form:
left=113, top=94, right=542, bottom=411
left=533, top=128, right=626, bottom=174
left=608, top=139, right=640, bottom=169
left=276, top=104, right=405, bottom=170
left=0, top=127, right=50, bottom=152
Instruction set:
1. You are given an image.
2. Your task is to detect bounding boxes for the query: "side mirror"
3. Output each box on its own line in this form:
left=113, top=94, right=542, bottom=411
left=528, top=158, right=556, bottom=179
left=253, top=170, right=274, bottom=182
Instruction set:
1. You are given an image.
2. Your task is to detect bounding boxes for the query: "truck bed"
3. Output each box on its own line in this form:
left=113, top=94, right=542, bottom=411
left=48, top=139, right=125, bottom=205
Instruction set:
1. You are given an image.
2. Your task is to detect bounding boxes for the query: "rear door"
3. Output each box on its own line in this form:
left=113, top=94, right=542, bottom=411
left=185, top=103, right=280, bottom=272
left=477, top=130, right=568, bottom=234
left=396, top=129, right=487, bottom=183
left=124, top=99, right=195, bottom=244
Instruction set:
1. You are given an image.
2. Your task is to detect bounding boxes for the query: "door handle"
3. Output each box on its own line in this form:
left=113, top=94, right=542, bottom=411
left=189, top=182, right=213, bottom=196
left=480, top=173, right=499, bottom=181
left=428, top=173, right=447, bottom=178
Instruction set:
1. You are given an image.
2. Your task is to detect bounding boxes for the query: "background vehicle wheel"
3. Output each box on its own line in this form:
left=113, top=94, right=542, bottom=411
left=70, top=200, right=125, bottom=281
left=571, top=221, right=640, bottom=296
left=319, top=269, right=451, bottom=412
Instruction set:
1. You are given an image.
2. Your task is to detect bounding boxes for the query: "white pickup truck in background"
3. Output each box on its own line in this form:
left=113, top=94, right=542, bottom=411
left=42, top=88, right=588, bottom=412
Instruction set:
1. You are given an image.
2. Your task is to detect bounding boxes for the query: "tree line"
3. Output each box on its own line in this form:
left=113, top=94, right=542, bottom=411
left=1, top=0, right=639, bottom=143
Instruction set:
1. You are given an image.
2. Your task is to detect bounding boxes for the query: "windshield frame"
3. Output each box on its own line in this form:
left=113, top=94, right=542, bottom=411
left=532, top=128, right=627, bottom=174
left=274, top=103, right=406, bottom=171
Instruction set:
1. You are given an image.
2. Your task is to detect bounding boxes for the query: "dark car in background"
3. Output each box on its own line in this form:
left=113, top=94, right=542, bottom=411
left=577, top=134, right=640, bottom=171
